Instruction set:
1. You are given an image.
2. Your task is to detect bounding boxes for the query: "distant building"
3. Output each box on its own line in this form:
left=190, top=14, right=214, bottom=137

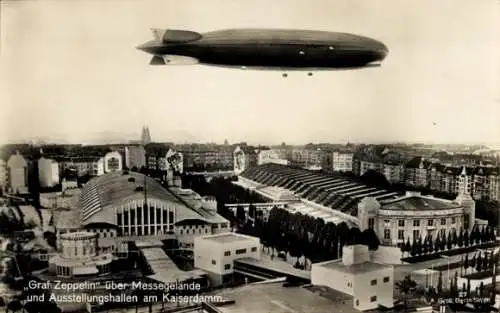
left=360, top=160, right=384, bottom=176
left=59, top=156, right=105, bottom=177
left=332, top=151, right=354, bottom=172
left=311, top=245, right=394, bottom=311
left=179, top=145, right=234, bottom=172
left=103, top=151, right=123, bottom=173
left=7, top=151, right=29, bottom=194
left=472, top=166, right=500, bottom=201
left=357, top=191, right=476, bottom=246
left=234, top=146, right=258, bottom=175
left=38, top=157, right=60, bottom=188
left=383, top=162, right=404, bottom=184
left=124, top=145, right=146, bottom=170
left=404, top=157, right=431, bottom=188
left=194, top=232, right=260, bottom=286
left=256, top=149, right=288, bottom=166
left=0, top=159, right=7, bottom=191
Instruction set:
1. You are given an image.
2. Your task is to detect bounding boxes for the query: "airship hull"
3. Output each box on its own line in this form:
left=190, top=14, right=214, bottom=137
left=138, top=29, right=388, bottom=69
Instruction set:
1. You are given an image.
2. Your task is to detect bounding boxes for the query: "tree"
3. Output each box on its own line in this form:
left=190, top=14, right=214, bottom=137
left=395, top=275, right=417, bottom=311
left=6, top=300, right=22, bottom=313
left=464, top=229, right=470, bottom=247
left=434, top=236, right=441, bottom=253
left=466, top=279, right=471, bottom=296
left=360, top=228, right=380, bottom=251
left=248, top=204, right=256, bottom=219
left=446, top=232, right=453, bottom=250
left=480, top=227, right=487, bottom=243
left=457, top=229, right=464, bottom=247
left=482, top=252, right=489, bottom=272
left=470, top=254, right=476, bottom=272
left=404, top=238, right=411, bottom=257
left=464, top=254, right=469, bottom=275
left=427, top=236, right=434, bottom=254
left=236, top=205, right=246, bottom=222
left=410, top=238, right=417, bottom=257
left=437, top=271, right=443, bottom=294
left=451, top=229, right=458, bottom=247
left=476, top=253, right=482, bottom=273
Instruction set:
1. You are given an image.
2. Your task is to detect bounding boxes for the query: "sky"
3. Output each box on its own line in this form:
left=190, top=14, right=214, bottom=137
left=1, top=0, right=499, bottom=146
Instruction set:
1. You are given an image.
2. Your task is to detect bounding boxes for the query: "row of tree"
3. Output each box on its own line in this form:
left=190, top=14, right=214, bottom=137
left=400, top=226, right=496, bottom=258
left=238, top=206, right=380, bottom=267
left=461, top=251, right=499, bottom=275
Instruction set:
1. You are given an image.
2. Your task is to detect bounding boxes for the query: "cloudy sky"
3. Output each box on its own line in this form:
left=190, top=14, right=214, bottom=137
left=1, top=0, right=499, bottom=145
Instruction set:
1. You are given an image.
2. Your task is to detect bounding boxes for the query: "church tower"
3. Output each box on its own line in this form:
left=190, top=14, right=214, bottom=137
left=141, top=126, right=151, bottom=145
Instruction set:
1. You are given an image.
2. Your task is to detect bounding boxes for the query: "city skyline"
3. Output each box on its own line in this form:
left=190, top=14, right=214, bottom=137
left=1, top=0, right=499, bottom=145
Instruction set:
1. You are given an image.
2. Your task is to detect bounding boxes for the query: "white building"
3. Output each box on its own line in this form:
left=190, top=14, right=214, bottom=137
left=332, top=151, right=354, bottom=172
left=194, top=232, right=260, bottom=286
left=103, top=151, right=123, bottom=173
left=7, top=152, right=28, bottom=194
left=48, top=231, right=112, bottom=277
left=257, top=149, right=288, bottom=166
left=166, top=148, right=184, bottom=174
left=311, top=245, right=394, bottom=311
left=38, top=157, right=60, bottom=188
left=124, top=145, right=146, bottom=170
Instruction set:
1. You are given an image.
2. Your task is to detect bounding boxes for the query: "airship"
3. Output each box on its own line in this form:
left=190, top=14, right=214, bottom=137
left=137, top=28, right=388, bottom=76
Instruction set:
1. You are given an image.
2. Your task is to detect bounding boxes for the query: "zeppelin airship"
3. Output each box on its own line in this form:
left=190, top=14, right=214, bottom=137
left=137, top=28, right=388, bottom=76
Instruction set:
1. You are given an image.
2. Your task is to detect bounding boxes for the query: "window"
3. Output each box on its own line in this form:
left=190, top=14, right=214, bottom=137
left=224, top=264, right=231, bottom=270
left=413, top=230, right=420, bottom=240
left=356, top=300, right=359, bottom=306
left=251, top=247, right=257, bottom=252
left=398, top=230, right=404, bottom=240
left=441, top=218, right=446, bottom=225
left=398, top=220, right=405, bottom=227
left=224, top=251, right=231, bottom=256
left=413, top=220, right=420, bottom=227
left=368, top=218, right=375, bottom=229
left=384, top=220, right=390, bottom=226
left=211, top=260, right=216, bottom=265
left=236, top=249, right=247, bottom=255
left=384, top=229, right=390, bottom=240
left=370, top=279, right=377, bottom=286
left=428, top=219, right=433, bottom=226
left=370, top=296, right=377, bottom=302
left=452, top=217, right=456, bottom=224
left=383, top=277, right=390, bottom=283
left=464, top=214, right=469, bottom=229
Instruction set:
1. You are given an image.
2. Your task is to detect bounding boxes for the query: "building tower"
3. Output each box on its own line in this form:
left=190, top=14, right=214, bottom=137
left=141, top=126, right=151, bottom=146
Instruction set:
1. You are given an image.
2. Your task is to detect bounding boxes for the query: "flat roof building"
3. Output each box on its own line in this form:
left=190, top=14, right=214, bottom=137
left=194, top=232, right=260, bottom=286
left=311, top=245, right=394, bottom=311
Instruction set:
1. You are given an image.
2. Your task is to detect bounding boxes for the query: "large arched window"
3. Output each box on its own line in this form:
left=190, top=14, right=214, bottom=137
left=107, top=157, right=120, bottom=172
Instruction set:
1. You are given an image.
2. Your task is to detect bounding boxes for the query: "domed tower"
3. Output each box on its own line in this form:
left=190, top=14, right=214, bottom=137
left=357, top=197, right=381, bottom=233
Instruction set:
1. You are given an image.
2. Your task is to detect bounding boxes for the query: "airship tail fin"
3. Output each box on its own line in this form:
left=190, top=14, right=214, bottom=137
left=150, top=55, right=167, bottom=65
left=151, top=28, right=167, bottom=42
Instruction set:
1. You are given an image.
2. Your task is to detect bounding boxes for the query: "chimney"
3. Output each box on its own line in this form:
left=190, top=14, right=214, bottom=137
left=342, top=245, right=370, bottom=266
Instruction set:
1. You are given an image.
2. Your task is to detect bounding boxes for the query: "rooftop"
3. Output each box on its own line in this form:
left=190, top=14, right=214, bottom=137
left=317, top=259, right=392, bottom=275
left=213, top=282, right=356, bottom=313
left=201, top=233, right=254, bottom=244
left=80, top=171, right=228, bottom=225
left=381, top=195, right=460, bottom=211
